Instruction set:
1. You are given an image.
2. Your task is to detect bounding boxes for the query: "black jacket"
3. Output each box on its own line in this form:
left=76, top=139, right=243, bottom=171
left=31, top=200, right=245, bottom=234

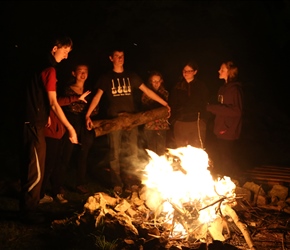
left=22, top=53, right=57, bottom=127
left=169, top=78, right=209, bottom=124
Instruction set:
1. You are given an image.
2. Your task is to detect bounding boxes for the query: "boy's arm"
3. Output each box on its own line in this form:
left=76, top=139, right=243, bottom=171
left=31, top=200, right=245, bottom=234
left=85, top=89, right=103, bottom=130
left=47, top=91, right=78, bottom=143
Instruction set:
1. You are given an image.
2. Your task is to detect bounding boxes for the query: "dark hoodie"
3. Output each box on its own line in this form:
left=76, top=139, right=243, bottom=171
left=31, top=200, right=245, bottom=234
left=206, top=81, right=243, bottom=140
left=169, top=78, right=209, bottom=123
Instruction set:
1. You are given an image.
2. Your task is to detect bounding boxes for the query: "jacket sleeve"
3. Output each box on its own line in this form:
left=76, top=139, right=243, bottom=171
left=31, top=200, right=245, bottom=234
left=207, top=86, right=242, bottom=117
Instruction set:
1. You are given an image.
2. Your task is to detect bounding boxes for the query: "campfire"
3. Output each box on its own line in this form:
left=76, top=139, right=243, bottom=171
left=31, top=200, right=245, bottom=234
left=54, top=145, right=262, bottom=249
left=141, top=146, right=244, bottom=242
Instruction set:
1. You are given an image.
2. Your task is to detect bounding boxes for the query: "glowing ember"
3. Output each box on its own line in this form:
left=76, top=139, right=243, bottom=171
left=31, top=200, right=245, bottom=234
left=142, top=145, right=236, bottom=236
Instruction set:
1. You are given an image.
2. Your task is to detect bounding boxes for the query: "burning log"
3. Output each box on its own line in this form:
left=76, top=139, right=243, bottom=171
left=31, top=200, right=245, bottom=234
left=92, top=107, right=169, bottom=137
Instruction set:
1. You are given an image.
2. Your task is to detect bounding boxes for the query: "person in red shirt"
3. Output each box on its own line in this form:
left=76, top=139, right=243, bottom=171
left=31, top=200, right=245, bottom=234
left=20, top=35, right=78, bottom=224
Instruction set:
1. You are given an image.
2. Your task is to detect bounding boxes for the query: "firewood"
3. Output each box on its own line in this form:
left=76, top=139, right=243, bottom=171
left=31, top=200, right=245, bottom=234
left=223, top=204, right=257, bottom=250
left=92, top=107, right=169, bottom=137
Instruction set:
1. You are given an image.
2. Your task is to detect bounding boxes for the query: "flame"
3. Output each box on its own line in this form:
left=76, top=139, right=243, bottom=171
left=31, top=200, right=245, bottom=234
left=141, top=145, right=236, bottom=236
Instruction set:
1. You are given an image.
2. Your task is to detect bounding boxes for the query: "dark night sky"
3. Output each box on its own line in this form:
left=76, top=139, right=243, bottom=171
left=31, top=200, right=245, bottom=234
left=1, top=0, right=290, bottom=166
left=2, top=1, right=290, bottom=100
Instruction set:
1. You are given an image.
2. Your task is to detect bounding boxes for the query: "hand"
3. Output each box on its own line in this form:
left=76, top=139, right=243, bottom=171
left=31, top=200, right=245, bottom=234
left=86, top=116, right=93, bottom=130
left=45, top=116, right=51, bottom=127
left=165, top=104, right=171, bottom=118
left=78, top=90, right=91, bottom=103
left=68, top=128, right=78, bottom=144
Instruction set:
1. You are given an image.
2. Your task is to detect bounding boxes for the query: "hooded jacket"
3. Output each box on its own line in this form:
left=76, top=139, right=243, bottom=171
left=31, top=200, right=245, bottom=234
left=169, top=78, right=209, bottom=124
left=206, top=81, right=243, bottom=140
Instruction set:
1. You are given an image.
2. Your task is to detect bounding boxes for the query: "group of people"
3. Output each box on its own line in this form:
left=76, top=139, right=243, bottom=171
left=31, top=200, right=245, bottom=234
left=19, top=35, right=243, bottom=224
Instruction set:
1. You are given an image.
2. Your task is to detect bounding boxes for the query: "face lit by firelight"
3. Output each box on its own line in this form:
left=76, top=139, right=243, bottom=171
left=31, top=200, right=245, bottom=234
left=150, top=75, right=162, bottom=91
left=52, top=46, right=72, bottom=63
left=218, top=63, right=229, bottom=82
left=182, top=65, right=197, bottom=83
left=110, top=51, right=125, bottom=67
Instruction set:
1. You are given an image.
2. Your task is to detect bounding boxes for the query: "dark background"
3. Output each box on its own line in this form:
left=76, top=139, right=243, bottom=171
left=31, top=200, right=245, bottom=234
left=1, top=1, right=290, bottom=177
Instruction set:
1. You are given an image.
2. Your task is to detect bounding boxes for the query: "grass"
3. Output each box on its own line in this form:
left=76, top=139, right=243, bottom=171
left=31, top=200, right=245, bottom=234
left=0, top=179, right=111, bottom=249
left=0, top=146, right=117, bottom=250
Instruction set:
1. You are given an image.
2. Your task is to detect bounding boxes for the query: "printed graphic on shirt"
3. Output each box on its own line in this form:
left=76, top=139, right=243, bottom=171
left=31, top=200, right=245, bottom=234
left=111, top=78, right=132, bottom=96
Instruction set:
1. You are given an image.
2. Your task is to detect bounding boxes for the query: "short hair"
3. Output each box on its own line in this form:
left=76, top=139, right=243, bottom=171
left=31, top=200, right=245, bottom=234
left=47, top=35, right=73, bottom=50
left=108, top=46, right=125, bottom=57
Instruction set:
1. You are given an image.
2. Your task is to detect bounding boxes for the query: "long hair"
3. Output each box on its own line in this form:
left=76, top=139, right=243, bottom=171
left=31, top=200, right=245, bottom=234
left=147, top=70, right=164, bottom=91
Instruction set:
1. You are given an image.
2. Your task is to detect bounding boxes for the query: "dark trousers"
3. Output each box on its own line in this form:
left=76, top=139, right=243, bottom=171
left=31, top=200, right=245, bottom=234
left=61, top=128, right=95, bottom=186
left=173, top=120, right=206, bottom=148
left=40, top=136, right=67, bottom=197
left=20, top=123, right=46, bottom=213
left=215, top=138, right=238, bottom=176
left=143, top=129, right=167, bottom=156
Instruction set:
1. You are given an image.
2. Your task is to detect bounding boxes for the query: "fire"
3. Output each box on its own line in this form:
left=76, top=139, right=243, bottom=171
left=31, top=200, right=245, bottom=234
left=142, top=145, right=236, bottom=236
left=72, top=145, right=255, bottom=248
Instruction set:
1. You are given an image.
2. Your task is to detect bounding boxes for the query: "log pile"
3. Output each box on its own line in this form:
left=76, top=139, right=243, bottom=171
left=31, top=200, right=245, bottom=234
left=53, top=186, right=258, bottom=249
left=52, top=180, right=290, bottom=250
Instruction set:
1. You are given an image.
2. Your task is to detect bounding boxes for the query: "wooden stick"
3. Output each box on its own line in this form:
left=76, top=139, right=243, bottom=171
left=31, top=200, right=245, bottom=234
left=223, top=204, right=257, bottom=250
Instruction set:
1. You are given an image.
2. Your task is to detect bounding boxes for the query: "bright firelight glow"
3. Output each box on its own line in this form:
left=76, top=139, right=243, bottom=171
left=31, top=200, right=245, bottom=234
left=142, top=146, right=236, bottom=236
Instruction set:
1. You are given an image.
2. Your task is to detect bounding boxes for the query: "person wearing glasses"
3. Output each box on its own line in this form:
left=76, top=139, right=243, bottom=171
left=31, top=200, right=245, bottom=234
left=169, top=60, right=209, bottom=149
left=141, top=71, right=170, bottom=156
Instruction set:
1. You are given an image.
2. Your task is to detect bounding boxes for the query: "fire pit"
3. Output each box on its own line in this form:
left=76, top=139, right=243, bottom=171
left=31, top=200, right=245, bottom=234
left=53, top=146, right=290, bottom=249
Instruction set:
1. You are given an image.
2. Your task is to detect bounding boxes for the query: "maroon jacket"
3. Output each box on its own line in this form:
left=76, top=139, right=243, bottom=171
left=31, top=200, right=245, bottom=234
left=206, top=81, right=243, bottom=140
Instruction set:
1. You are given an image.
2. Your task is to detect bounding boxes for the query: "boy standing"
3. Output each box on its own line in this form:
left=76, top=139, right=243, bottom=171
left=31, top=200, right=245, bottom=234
left=19, top=36, right=78, bottom=224
left=85, top=47, right=170, bottom=195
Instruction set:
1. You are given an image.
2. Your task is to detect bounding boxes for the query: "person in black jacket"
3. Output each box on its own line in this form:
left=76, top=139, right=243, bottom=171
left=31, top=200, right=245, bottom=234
left=206, top=61, right=243, bottom=177
left=169, top=60, right=209, bottom=149
left=19, top=35, right=77, bottom=224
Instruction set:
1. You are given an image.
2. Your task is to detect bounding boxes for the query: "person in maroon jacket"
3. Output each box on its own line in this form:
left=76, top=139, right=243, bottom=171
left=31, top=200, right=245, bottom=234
left=206, top=61, right=243, bottom=177
left=20, top=36, right=78, bottom=224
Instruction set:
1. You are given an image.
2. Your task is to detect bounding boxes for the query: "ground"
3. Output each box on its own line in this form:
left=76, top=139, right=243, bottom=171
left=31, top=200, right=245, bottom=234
left=0, top=102, right=290, bottom=249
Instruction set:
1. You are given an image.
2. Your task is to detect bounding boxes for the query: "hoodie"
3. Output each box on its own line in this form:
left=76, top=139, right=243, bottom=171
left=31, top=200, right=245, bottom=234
left=206, top=81, right=243, bottom=140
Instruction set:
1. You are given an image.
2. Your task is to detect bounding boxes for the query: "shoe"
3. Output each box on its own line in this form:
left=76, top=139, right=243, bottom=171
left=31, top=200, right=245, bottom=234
left=39, top=194, right=53, bottom=204
left=56, top=193, right=68, bottom=204
left=76, top=185, right=89, bottom=194
left=113, top=186, right=123, bottom=195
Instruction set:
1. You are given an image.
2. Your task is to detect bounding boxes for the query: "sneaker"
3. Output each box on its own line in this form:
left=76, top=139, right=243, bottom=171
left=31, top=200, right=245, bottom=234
left=76, top=185, right=89, bottom=194
left=39, top=194, right=53, bottom=204
left=56, top=193, right=68, bottom=204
